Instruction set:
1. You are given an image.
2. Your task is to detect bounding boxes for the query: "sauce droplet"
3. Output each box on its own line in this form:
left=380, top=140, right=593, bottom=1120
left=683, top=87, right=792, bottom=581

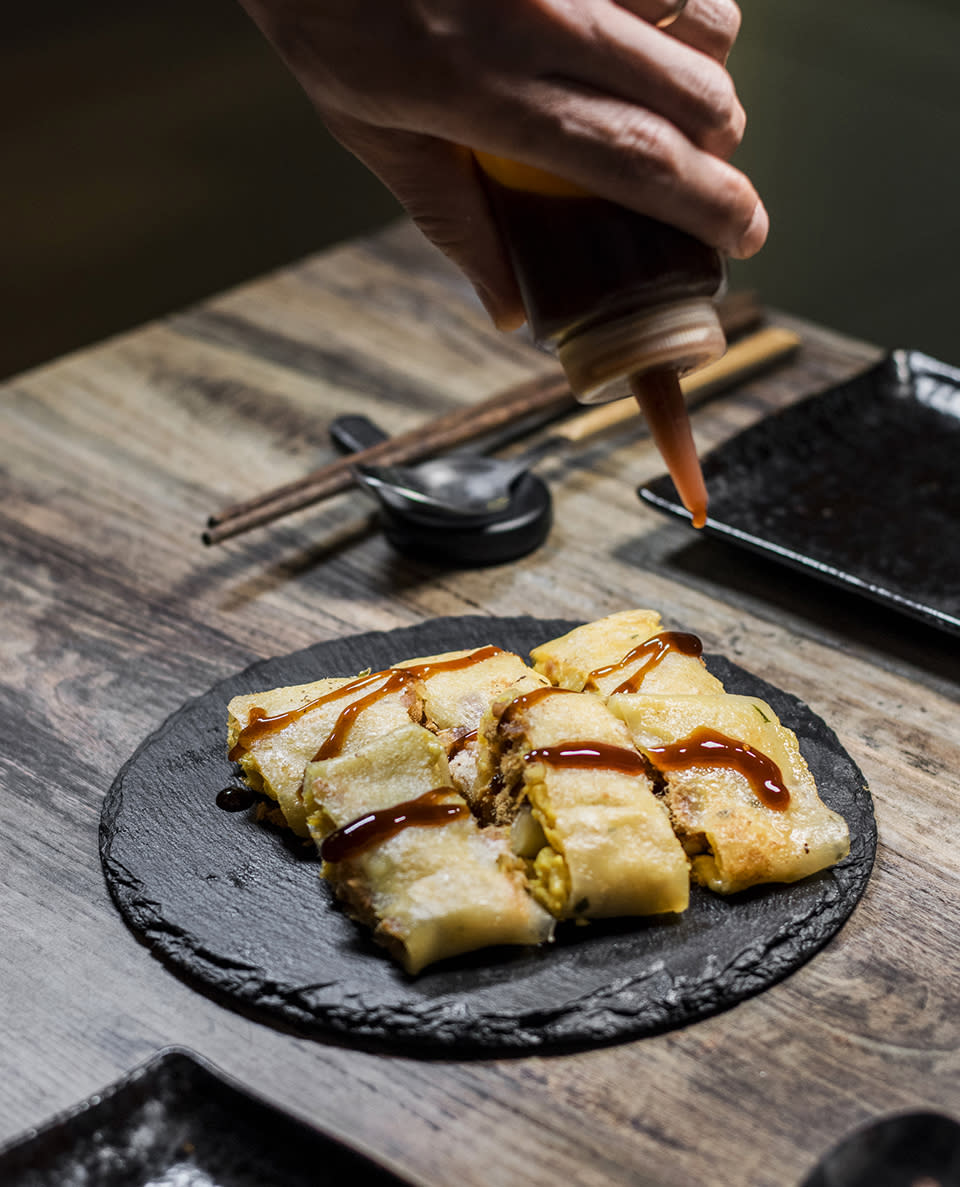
left=645, top=726, right=790, bottom=811
left=586, top=630, right=703, bottom=694
left=216, top=786, right=255, bottom=812
left=319, top=788, right=468, bottom=862
left=632, top=369, right=708, bottom=529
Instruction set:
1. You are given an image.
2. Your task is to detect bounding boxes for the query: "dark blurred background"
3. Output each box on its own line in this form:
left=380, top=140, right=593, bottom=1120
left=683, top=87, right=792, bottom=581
left=3, top=0, right=958, bottom=380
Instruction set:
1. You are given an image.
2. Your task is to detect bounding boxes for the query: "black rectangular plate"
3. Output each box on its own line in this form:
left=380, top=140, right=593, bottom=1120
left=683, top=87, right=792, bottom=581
left=641, top=350, right=960, bottom=635
left=0, top=1048, right=410, bottom=1186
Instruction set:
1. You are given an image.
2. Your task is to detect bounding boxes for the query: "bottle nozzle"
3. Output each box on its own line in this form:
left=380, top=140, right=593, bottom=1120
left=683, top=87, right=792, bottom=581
left=631, top=369, right=708, bottom=529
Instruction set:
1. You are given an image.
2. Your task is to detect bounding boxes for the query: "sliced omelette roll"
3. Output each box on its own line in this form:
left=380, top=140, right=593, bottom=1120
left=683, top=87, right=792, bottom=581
left=608, top=692, right=851, bottom=895
left=475, top=687, right=689, bottom=920
left=302, top=723, right=554, bottom=974
left=395, top=645, right=550, bottom=730
left=394, top=645, right=550, bottom=806
left=227, top=671, right=421, bottom=837
left=530, top=608, right=724, bottom=697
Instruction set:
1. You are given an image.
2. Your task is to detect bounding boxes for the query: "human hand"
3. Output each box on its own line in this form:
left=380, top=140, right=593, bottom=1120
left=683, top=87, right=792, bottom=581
left=238, top=0, right=767, bottom=330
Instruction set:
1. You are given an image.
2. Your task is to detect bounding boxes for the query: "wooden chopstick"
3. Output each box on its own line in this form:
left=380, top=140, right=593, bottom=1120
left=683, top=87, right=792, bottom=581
left=203, top=291, right=764, bottom=545
left=204, top=370, right=575, bottom=544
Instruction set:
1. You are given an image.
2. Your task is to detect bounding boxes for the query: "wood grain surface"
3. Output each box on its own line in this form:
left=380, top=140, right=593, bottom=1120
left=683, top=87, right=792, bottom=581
left=2, top=219, right=957, bottom=1187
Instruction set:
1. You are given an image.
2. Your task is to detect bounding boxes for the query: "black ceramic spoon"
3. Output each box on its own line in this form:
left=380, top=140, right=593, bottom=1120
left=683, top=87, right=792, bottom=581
left=800, top=1111, right=960, bottom=1187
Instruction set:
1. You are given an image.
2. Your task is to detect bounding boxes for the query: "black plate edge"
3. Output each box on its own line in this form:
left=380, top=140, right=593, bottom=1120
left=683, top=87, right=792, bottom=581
left=638, top=486, right=960, bottom=636
left=639, top=347, right=960, bottom=637
left=0, top=1046, right=413, bottom=1184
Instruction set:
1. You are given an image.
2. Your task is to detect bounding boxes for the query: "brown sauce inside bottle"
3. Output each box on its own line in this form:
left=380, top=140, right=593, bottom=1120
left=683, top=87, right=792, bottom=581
left=645, top=726, right=790, bottom=811
left=477, top=162, right=719, bottom=532
left=481, top=181, right=723, bottom=346
left=586, top=630, right=703, bottom=693
left=230, top=645, right=506, bottom=762
left=524, top=741, right=649, bottom=774
left=631, top=369, right=709, bottom=529
left=319, top=787, right=468, bottom=863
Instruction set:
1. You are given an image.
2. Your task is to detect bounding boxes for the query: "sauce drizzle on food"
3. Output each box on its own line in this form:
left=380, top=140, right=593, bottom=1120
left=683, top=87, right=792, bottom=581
left=319, top=788, right=468, bottom=863
left=403, top=644, right=504, bottom=680
left=230, top=668, right=388, bottom=759
left=585, top=630, right=703, bottom=693
left=447, top=728, right=479, bottom=759
left=315, top=645, right=506, bottom=760
left=313, top=669, right=416, bottom=761
left=645, top=726, right=790, bottom=811
left=230, top=645, right=506, bottom=761
left=496, top=686, right=577, bottom=732
left=524, top=742, right=649, bottom=774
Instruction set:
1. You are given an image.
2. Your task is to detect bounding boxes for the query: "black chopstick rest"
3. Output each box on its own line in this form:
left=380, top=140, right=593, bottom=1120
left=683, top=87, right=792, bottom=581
left=330, top=415, right=553, bottom=567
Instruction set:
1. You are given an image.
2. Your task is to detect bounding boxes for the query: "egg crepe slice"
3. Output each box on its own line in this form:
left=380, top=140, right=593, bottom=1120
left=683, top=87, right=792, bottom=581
left=476, top=688, right=689, bottom=920
left=395, top=646, right=550, bottom=729
left=227, top=674, right=421, bottom=837
left=608, top=692, right=851, bottom=894
left=530, top=608, right=724, bottom=696
left=302, top=723, right=554, bottom=974
left=394, top=646, right=550, bottom=806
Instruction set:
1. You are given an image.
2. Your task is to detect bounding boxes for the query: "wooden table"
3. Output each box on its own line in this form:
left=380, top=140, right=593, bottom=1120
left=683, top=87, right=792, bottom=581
left=2, top=220, right=958, bottom=1186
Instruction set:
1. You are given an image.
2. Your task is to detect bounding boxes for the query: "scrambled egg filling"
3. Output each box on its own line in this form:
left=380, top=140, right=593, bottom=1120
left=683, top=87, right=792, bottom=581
left=531, top=845, right=571, bottom=918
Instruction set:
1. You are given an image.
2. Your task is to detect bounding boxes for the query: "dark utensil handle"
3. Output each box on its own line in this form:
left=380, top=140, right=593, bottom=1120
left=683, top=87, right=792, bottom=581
left=329, top=414, right=391, bottom=455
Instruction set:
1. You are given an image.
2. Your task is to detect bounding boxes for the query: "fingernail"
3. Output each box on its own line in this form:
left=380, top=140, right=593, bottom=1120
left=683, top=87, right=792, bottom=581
left=731, top=199, right=769, bottom=260
left=479, top=287, right=526, bottom=333
left=493, top=307, right=527, bottom=333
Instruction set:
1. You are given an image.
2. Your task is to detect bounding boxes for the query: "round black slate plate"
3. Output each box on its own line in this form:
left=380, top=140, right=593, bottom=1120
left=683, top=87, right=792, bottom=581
left=100, top=616, right=876, bottom=1054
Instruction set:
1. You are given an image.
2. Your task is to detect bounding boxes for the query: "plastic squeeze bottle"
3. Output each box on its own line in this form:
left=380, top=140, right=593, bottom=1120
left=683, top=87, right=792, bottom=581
left=475, top=153, right=726, bottom=528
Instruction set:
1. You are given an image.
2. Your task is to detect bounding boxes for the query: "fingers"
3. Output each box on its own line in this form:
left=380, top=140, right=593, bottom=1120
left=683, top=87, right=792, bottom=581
left=667, top=0, right=742, bottom=62
left=547, top=3, right=746, bottom=161
left=610, top=0, right=686, bottom=28
left=469, top=81, right=767, bottom=259
left=614, top=0, right=742, bottom=62
left=244, top=0, right=767, bottom=287
left=326, top=116, right=526, bottom=330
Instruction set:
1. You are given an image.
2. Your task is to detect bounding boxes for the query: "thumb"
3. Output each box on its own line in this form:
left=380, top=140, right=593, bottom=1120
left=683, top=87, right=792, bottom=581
left=325, top=115, right=526, bottom=332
